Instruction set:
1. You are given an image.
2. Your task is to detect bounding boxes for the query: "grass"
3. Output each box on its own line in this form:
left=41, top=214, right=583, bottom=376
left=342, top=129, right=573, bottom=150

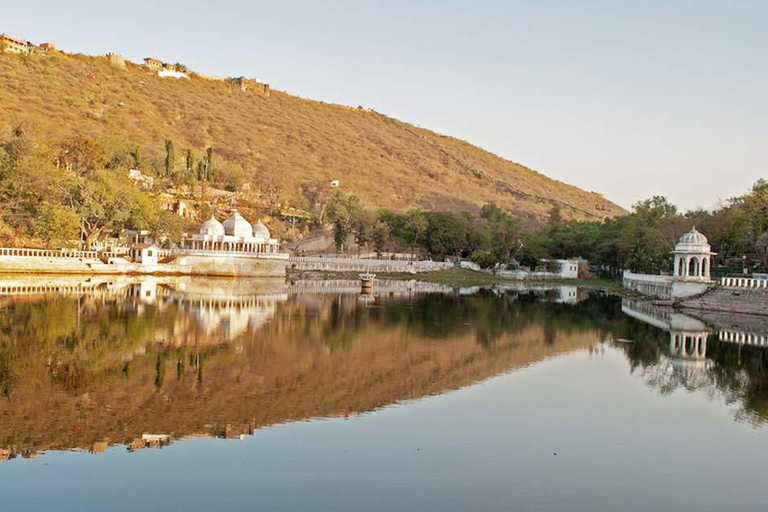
left=0, top=51, right=626, bottom=221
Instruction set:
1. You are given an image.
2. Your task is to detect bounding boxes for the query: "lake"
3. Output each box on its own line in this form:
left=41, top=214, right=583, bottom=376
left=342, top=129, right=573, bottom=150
left=0, top=276, right=765, bottom=512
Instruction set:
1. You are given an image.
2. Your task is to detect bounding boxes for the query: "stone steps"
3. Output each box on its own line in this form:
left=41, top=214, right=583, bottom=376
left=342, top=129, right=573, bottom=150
left=680, top=287, right=768, bottom=316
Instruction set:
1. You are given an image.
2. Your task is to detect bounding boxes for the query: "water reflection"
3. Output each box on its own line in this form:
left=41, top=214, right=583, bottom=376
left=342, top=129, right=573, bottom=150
left=0, top=276, right=765, bottom=465
left=621, top=298, right=768, bottom=424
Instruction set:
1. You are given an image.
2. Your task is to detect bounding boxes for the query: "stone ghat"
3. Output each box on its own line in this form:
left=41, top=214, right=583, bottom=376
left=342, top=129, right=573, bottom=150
left=680, top=286, right=768, bottom=316
left=0, top=249, right=287, bottom=277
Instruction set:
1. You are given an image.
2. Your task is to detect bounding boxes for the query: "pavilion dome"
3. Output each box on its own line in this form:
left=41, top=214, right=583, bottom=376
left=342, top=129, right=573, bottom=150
left=199, top=216, right=225, bottom=237
left=675, top=227, right=711, bottom=253
left=252, top=220, right=271, bottom=239
left=223, top=210, right=253, bottom=238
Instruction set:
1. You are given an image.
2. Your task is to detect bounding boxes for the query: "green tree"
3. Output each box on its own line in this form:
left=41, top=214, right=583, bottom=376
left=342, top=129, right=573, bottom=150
left=405, top=207, right=428, bottom=254
left=372, top=220, right=391, bottom=257
left=35, top=203, right=80, bottom=247
left=425, top=211, right=466, bottom=257
left=164, top=140, right=176, bottom=177
left=57, top=136, right=106, bottom=176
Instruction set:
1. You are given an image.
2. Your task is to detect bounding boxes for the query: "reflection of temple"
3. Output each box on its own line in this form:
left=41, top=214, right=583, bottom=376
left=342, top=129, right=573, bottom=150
left=668, top=330, right=712, bottom=385
left=621, top=298, right=768, bottom=387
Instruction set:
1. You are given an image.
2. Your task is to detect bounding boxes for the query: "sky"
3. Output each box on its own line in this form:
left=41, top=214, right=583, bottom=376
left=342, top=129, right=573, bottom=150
left=3, top=0, right=766, bottom=211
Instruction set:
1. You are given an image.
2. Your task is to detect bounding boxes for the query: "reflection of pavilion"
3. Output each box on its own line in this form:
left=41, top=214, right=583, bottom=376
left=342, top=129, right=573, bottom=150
left=621, top=299, right=714, bottom=382
left=162, top=279, right=288, bottom=345
left=185, top=295, right=284, bottom=341
left=621, top=298, right=768, bottom=386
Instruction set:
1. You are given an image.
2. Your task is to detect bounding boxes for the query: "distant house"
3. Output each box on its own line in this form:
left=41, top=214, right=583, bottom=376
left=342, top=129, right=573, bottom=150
left=143, top=57, right=164, bottom=71
left=130, top=243, right=159, bottom=265
left=556, top=259, right=579, bottom=279
left=330, top=180, right=340, bottom=188
left=128, top=169, right=154, bottom=189
left=159, top=194, right=194, bottom=218
left=38, top=42, right=56, bottom=52
left=0, top=33, right=30, bottom=54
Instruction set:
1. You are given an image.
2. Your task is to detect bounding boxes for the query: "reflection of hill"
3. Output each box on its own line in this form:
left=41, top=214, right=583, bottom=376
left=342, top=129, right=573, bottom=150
left=0, top=289, right=602, bottom=457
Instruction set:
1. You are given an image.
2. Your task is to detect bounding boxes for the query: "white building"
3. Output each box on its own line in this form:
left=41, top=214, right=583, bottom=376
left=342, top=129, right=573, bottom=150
left=130, top=243, right=159, bottom=266
left=623, top=227, right=717, bottom=300
left=181, top=210, right=281, bottom=254
left=672, top=227, right=715, bottom=281
left=556, top=259, right=579, bottom=279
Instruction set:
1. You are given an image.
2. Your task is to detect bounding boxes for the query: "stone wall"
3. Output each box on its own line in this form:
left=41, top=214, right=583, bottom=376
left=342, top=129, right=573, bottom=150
left=289, top=256, right=453, bottom=274
left=622, top=271, right=673, bottom=300
left=181, top=253, right=287, bottom=277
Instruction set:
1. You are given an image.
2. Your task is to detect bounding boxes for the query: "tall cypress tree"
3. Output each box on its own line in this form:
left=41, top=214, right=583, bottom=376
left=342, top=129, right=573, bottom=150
left=164, top=140, right=175, bottom=177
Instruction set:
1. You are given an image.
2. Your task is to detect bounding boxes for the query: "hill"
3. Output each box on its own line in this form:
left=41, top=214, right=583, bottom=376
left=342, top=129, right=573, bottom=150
left=0, top=50, right=624, bottom=221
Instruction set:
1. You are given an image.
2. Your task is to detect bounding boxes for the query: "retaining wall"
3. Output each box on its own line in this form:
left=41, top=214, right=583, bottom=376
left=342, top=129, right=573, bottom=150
left=288, top=256, right=453, bottom=274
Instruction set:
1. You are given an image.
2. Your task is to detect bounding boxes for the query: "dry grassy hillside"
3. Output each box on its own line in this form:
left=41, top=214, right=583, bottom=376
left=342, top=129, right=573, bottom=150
left=0, top=51, right=624, bottom=220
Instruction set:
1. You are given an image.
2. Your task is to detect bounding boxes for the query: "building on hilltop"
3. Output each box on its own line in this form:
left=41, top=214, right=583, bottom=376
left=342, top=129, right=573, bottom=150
left=143, top=57, right=164, bottom=71
left=228, top=76, right=270, bottom=96
left=143, top=57, right=190, bottom=78
left=107, top=52, right=126, bottom=69
left=0, top=33, right=30, bottom=54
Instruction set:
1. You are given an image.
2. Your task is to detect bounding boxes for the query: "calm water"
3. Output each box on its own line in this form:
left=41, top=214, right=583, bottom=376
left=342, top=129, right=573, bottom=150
left=0, top=277, right=765, bottom=512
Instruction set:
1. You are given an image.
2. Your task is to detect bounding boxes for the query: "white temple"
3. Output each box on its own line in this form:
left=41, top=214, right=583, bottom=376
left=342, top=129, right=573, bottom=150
left=672, top=227, right=715, bottom=282
left=181, top=210, right=281, bottom=254
left=623, top=227, right=717, bottom=299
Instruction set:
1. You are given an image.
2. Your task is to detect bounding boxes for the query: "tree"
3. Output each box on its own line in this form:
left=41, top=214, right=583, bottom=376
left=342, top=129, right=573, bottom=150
left=35, top=203, right=80, bottom=247
left=425, top=212, right=466, bottom=258
left=0, top=130, right=67, bottom=217
left=164, top=140, right=176, bottom=177
left=372, top=220, right=391, bottom=257
left=204, top=147, right=214, bottom=181
left=326, top=190, right=360, bottom=253
left=71, top=171, right=160, bottom=247
left=547, top=205, right=563, bottom=236
left=56, top=136, right=106, bottom=176
left=185, top=149, right=194, bottom=175
left=405, top=207, right=428, bottom=256
left=352, top=210, right=374, bottom=255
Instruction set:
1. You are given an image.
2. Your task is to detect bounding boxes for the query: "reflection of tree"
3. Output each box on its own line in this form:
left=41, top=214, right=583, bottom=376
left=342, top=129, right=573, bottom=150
left=0, top=286, right=765, bottom=458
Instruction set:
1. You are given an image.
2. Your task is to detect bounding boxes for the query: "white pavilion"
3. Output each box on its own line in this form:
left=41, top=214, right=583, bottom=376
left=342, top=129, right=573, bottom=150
left=672, top=227, right=716, bottom=282
left=181, top=210, right=281, bottom=254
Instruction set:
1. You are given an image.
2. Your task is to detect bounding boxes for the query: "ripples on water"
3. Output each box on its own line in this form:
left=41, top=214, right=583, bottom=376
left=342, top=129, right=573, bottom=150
left=0, top=276, right=765, bottom=512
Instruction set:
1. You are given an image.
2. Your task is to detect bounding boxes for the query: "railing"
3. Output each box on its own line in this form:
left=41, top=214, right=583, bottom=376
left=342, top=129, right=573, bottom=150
left=0, top=247, right=100, bottom=259
left=719, top=330, right=768, bottom=347
left=720, top=277, right=768, bottom=289
left=288, top=256, right=453, bottom=273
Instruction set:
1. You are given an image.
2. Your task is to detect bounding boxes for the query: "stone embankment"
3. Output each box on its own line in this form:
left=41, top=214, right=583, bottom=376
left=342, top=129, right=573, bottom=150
left=288, top=256, right=453, bottom=274
left=680, top=286, right=768, bottom=316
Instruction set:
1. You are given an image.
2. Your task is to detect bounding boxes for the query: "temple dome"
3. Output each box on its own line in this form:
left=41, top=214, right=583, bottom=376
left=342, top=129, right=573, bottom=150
left=199, top=216, right=225, bottom=237
left=675, top=227, right=711, bottom=253
left=223, top=210, right=253, bottom=238
left=252, top=220, right=271, bottom=239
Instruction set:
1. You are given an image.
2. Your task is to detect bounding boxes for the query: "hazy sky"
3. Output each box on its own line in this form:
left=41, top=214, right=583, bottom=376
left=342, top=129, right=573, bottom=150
left=4, top=1, right=766, bottom=210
